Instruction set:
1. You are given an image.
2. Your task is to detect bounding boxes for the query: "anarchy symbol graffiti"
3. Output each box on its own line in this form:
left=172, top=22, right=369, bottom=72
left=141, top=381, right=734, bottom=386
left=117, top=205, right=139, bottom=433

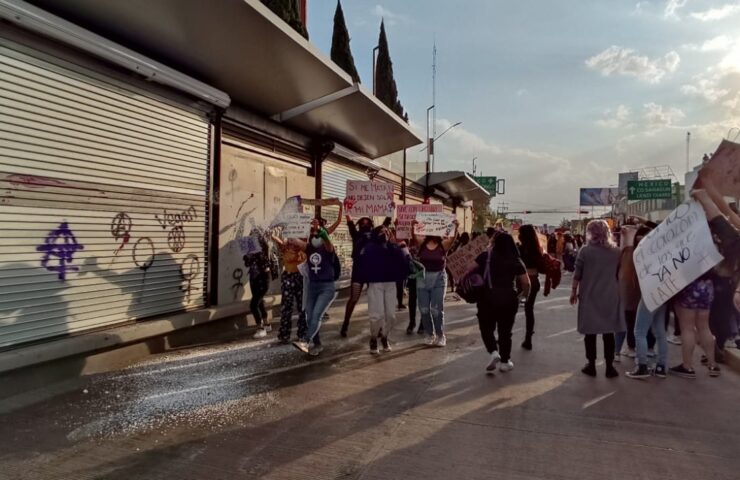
left=167, top=226, right=186, bottom=253
left=132, top=237, right=155, bottom=272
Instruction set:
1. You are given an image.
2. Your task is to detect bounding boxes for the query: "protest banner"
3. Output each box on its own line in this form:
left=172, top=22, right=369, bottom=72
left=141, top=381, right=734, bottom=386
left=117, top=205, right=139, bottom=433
left=633, top=200, right=723, bottom=312
left=395, top=204, right=443, bottom=239
left=701, top=139, right=740, bottom=197
left=447, top=234, right=490, bottom=280
left=268, top=195, right=303, bottom=229
left=343, top=181, right=395, bottom=217
left=414, top=212, right=457, bottom=237
left=239, top=234, right=262, bottom=255
left=282, top=213, right=313, bottom=238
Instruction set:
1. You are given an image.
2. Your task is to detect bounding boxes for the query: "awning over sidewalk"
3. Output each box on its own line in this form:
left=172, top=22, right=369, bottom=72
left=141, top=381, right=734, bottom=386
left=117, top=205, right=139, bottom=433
left=26, top=0, right=422, bottom=158
left=417, top=171, right=491, bottom=205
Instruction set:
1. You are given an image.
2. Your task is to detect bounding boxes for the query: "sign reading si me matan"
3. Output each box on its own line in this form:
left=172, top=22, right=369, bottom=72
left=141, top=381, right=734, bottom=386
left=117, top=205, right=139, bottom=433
left=633, top=200, right=723, bottom=312
left=414, top=212, right=457, bottom=237
left=395, top=204, right=444, bottom=239
left=474, top=176, right=497, bottom=196
left=627, top=180, right=673, bottom=200
left=282, top=213, right=313, bottom=239
left=343, top=181, right=395, bottom=217
left=447, top=234, right=490, bottom=280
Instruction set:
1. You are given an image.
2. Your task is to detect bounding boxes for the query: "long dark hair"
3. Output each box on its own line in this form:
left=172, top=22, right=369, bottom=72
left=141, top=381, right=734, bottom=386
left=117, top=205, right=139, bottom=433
left=518, top=225, right=541, bottom=255
left=492, top=232, right=520, bottom=258
left=422, top=235, right=443, bottom=249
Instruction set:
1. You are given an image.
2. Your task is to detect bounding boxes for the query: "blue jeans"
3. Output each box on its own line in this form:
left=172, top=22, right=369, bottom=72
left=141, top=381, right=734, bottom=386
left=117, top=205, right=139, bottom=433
left=417, top=270, right=447, bottom=336
left=304, top=281, right=336, bottom=346
left=635, top=300, right=667, bottom=367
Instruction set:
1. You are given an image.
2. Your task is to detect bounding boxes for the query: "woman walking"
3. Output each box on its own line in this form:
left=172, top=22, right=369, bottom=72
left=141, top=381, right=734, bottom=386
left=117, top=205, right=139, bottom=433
left=413, top=220, right=459, bottom=347
left=243, top=230, right=273, bottom=339
left=272, top=234, right=307, bottom=344
left=517, top=225, right=543, bottom=351
left=476, top=232, right=530, bottom=373
left=570, top=220, right=623, bottom=378
left=292, top=219, right=338, bottom=357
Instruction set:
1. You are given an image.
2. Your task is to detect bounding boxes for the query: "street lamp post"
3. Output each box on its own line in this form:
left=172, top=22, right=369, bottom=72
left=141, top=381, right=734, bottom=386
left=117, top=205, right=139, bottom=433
left=425, top=105, right=434, bottom=176
left=472, top=156, right=478, bottom=176
left=372, top=45, right=379, bottom=94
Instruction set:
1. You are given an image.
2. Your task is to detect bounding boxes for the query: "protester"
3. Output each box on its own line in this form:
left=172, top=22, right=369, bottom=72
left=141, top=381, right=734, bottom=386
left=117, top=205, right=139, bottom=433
left=547, top=233, right=557, bottom=255
left=570, top=220, right=623, bottom=378
left=413, top=219, right=459, bottom=346
left=562, top=233, right=576, bottom=272
left=271, top=234, right=307, bottom=344
left=555, top=231, right=565, bottom=264
left=243, top=230, right=273, bottom=339
left=476, top=232, right=530, bottom=372
left=340, top=215, right=376, bottom=337
left=292, top=219, right=338, bottom=356
left=356, top=225, right=410, bottom=354
left=517, top=225, right=543, bottom=351
left=403, top=241, right=423, bottom=335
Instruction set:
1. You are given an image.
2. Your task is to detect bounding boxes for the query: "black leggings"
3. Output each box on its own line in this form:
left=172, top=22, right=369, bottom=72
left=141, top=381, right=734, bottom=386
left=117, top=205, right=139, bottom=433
left=342, top=281, right=364, bottom=333
left=250, top=272, right=270, bottom=326
left=396, top=279, right=406, bottom=307
left=477, top=293, right=519, bottom=362
left=585, top=333, right=615, bottom=364
left=524, top=275, right=540, bottom=337
left=407, top=277, right=418, bottom=328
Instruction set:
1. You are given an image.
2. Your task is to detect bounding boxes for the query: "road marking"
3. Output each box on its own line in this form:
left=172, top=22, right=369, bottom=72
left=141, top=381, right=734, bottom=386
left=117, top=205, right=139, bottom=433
left=546, top=327, right=577, bottom=338
left=582, top=391, right=616, bottom=409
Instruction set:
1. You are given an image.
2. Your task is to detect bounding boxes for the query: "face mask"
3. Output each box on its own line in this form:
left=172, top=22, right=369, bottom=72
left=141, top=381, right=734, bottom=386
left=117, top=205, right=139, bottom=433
left=311, top=237, right=323, bottom=248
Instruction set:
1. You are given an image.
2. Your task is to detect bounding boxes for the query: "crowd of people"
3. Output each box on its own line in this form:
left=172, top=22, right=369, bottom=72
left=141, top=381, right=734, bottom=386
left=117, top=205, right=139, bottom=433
left=239, top=174, right=739, bottom=380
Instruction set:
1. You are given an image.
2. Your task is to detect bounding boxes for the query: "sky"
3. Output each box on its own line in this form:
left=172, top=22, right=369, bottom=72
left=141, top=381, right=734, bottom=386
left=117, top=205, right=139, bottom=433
left=308, top=0, right=740, bottom=225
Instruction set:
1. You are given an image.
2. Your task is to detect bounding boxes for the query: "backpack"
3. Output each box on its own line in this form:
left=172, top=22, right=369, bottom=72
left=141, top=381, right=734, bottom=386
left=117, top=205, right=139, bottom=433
left=455, top=250, right=491, bottom=304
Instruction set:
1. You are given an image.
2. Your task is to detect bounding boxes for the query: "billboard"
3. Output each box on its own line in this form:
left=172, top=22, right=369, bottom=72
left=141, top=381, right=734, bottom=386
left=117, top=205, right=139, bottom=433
left=579, top=188, right=618, bottom=206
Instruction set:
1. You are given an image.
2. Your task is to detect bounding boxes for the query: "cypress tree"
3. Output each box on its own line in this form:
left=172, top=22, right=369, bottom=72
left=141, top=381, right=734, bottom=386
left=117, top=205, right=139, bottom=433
left=375, top=21, right=407, bottom=121
left=261, top=0, right=308, bottom=39
left=330, top=0, right=361, bottom=83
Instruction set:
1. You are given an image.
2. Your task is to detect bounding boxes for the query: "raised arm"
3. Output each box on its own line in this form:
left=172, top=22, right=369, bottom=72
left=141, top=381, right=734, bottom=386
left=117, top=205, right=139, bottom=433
left=327, top=199, right=344, bottom=234
left=318, top=228, right=334, bottom=253
left=271, top=234, right=285, bottom=247
left=347, top=215, right=358, bottom=240
left=695, top=173, right=740, bottom=229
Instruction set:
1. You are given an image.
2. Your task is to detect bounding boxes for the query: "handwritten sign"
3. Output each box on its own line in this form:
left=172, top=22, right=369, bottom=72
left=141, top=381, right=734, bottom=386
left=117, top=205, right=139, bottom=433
left=633, top=200, right=723, bottom=312
left=269, top=196, right=302, bottom=229
left=414, top=212, right=457, bottom=237
left=447, top=234, right=490, bottom=280
left=701, top=139, right=740, bottom=197
left=239, top=235, right=262, bottom=255
left=343, top=181, right=395, bottom=217
left=283, top=213, right=313, bottom=239
left=395, top=204, right=443, bottom=239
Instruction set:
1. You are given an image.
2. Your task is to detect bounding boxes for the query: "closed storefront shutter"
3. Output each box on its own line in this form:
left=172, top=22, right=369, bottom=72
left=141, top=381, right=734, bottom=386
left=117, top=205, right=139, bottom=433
left=321, top=159, right=371, bottom=287
left=0, top=39, right=211, bottom=348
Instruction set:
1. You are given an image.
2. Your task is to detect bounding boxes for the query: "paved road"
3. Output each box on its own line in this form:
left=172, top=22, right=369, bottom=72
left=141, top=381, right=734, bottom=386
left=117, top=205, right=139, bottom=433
left=1, top=276, right=739, bottom=479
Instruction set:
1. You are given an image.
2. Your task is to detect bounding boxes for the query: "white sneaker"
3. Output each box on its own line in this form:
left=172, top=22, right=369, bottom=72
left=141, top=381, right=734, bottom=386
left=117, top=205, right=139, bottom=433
left=625, top=349, right=636, bottom=359
left=499, top=360, right=514, bottom=372
left=435, top=335, right=447, bottom=347
left=264, top=324, right=272, bottom=333
left=253, top=328, right=267, bottom=339
left=667, top=335, right=682, bottom=345
left=292, top=340, right=309, bottom=353
left=486, top=351, right=501, bottom=371
left=614, top=353, right=621, bottom=363
left=647, top=349, right=656, bottom=358
left=424, top=335, right=436, bottom=346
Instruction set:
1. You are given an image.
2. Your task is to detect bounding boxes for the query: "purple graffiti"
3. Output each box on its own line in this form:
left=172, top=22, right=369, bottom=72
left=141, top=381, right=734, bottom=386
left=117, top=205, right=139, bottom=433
left=37, top=222, right=84, bottom=281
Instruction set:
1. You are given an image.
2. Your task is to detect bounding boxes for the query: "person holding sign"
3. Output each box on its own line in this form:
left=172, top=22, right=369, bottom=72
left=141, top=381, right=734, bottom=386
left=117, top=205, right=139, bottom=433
left=413, top=219, right=459, bottom=347
left=243, top=230, right=272, bottom=339
left=292, top=219, right=339, bottom=357
left=570, top=220, right=623, bottom=378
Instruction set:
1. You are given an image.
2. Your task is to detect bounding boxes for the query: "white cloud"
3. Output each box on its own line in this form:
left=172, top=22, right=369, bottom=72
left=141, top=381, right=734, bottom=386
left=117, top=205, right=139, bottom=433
left=643, top=103, right=686, bottom=128
left=681, top=37, right=740, bottom=105
left=683, top=34, right=735, bottom=51
left=516, top=88, right=528, bottom=96
left=585, top=46, right=680, bottom=83
left=596, top=105, right=632, bottom=128
left=372, top=5, right=409, bottom=26
left=690, top=3, right=740, bottom=21
left=664, top=0, right=688, bottom=19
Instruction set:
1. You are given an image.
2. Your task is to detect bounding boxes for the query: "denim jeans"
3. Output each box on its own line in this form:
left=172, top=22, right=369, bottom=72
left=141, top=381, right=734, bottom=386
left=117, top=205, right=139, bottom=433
left=417, top=270, right=447, bottom=336
left=304, top=280, right=337, bottom=346
left=635, top=300, right=667, bottom=367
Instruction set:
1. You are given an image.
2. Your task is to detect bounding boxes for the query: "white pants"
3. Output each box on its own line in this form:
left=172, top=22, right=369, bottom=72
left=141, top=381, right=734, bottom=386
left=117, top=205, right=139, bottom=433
left=367, top=282, right=397, bottom=338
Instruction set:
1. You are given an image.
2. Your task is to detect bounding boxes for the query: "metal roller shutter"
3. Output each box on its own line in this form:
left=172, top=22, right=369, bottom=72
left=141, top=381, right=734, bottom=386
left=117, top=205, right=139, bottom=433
left=0, top=39, right=211, bottom=348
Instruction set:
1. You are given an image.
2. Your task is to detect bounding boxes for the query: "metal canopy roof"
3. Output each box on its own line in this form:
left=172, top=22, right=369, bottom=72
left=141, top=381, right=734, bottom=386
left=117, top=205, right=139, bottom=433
left=26, top=0, right=422, bottom=158
left=418, top=171, right=491, bottom=205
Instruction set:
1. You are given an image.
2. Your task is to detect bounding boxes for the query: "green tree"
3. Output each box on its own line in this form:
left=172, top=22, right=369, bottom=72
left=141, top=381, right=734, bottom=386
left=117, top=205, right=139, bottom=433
left=330, top=1, right=360, bottom=83
left=375, top=21, right=407, bottom=121
left=261, top=0, right=308, bottom=39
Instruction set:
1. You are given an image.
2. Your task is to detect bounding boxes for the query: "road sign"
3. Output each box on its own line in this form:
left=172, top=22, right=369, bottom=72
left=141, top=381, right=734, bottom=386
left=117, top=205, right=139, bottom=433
left=474, top=176, right=497, bottom=196
left=627, top=180, right=672, bottom=200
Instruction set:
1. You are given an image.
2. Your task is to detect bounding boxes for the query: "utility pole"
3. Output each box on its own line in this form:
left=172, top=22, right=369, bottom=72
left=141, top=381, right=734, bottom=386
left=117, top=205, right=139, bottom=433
left=686, top=131, right=690, bottom=175
left=472, top=156, right=477, bottom=176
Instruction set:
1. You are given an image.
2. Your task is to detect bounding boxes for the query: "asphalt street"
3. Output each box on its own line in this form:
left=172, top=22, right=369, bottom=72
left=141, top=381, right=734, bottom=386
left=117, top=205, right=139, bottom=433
left=1, top=274, right=739, bottom=480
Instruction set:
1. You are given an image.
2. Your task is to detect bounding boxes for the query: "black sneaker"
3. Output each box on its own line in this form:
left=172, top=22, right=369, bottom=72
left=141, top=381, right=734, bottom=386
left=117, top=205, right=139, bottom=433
left=701, top=355, right=708, bottom=365
left=417, top=326, right=424, bottom=335
left=381, top=336, right=391, bottom=352
left=406, top=324, right=415, bottom=335
left=626, top=364, right=650, bottom=380
left=521, top=337, right=532, bottom=351
left=653, top=365, right=667, bottom=378
left=669, top=365, right=696, bottom=379
left=340, top=328, right=348, bottom=338
left=605, top=364, right=619, bottom=378
left=369, top=338, right=379, bottom=355
left=581, top=363, right=597, bottom=377
left=708, top=365, right=721, bottom=377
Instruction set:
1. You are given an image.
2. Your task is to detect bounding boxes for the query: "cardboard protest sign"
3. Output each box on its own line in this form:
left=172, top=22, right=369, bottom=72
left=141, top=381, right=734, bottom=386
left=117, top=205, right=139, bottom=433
left=395, top=204, right=444, bottom=239
left=239, top=235, right=262, bottom=255
left=343, top=181, right=395, bottom=217
left=633, top=200, right=723, bottom=312
left=414, top=212, right=457, bottom=237
left=701, top=139, right=740, bottom=197
left=269, top=195, right=303, bottom=228
left=282, top=213, right=313, bottom=238
left=447, top=234, right=490, bottom=280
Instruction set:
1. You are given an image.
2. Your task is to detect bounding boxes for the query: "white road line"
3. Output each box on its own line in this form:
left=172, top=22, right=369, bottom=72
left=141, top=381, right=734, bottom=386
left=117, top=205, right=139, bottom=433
left=582, top=391, right=616, bottom=409
left=546, top=327, right=577, bottom=338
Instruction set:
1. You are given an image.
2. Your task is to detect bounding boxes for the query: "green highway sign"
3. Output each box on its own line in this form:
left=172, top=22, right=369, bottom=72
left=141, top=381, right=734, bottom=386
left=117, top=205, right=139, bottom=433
left=627, top=180, right=672, bottom=200
left=475, top=176, right=497, bottom=196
